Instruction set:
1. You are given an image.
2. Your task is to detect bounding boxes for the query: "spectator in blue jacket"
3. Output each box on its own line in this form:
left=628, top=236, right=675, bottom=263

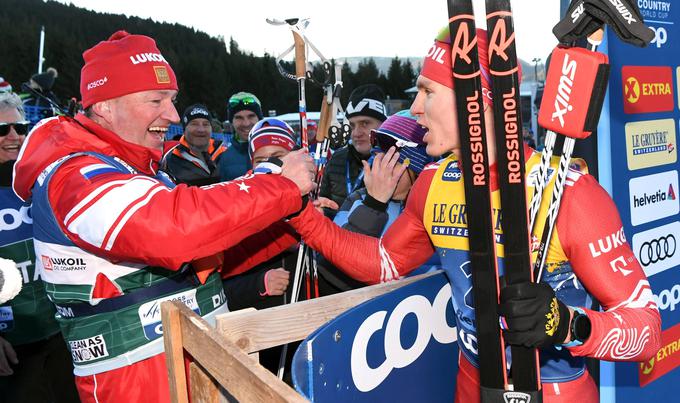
left=219, top=92, right=263, bottom=181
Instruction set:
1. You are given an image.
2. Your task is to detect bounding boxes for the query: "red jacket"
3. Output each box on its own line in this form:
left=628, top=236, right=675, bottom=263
left=13, top=114, right=303, bottom=283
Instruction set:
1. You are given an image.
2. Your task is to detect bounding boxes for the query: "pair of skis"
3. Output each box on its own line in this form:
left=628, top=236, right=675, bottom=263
left=447, top=1, right=540, bottom=401
left=449, top=0, right=651, bottom=401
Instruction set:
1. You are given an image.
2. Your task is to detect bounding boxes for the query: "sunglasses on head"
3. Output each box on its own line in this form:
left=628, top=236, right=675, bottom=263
left=0, top=121, right=30, bottom=136
left=370, top=130, right=419, bottom=153
left=229, top=96, right=258, bottom=107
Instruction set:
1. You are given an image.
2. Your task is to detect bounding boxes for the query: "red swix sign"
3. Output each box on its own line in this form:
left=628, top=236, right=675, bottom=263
left=639, top=322, right=680, bottom=386
left=622, top=66, right=674, bottom=114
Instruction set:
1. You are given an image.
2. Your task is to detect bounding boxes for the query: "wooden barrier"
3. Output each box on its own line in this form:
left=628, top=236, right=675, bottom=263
left=161, top=272, right=437, bottom=402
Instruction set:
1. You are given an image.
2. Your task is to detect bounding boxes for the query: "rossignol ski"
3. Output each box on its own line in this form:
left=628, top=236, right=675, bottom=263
left=485, top=0, right=542, bottom=398
left=446, top=1, right=522, bottom=402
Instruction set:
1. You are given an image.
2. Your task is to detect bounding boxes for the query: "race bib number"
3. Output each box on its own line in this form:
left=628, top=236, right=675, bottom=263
left=0, top=306, right=14, bottom=332
left=138, top=289, right=201, bottom=340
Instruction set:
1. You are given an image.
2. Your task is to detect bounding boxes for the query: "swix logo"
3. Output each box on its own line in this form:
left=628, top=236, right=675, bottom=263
left=551, top=53, right=577, bottom=127
left=129, top=52, right=167, bottom=65
left=588, top=227, right=627, bottom=258
left=86, top=77, right=107, bottom=90
left=350, top=284, right=456, bottom=392
left=608, top=0, right=637, bottom=24
left=571, top=2, right=586, bottom=23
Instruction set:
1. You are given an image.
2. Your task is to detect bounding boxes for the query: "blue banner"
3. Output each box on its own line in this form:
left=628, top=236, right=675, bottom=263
left=292, top=272, right=459, bottom=402
left=597, top=0, right=680, bottom=400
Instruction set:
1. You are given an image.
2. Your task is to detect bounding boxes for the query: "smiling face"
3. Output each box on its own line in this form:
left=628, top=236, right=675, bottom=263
left=410, top=75, right=460, bottom=158
left=94, top=89, right=179, bottom=151
left=232, top=110, right=259, bottom=142
left=184, top=118, right=212, bottom=152
left=0, top=108, right=26, bottom=163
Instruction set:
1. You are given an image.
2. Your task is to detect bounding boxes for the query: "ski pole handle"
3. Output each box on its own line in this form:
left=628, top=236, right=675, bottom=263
left=293, top=31, right=306, bottom=79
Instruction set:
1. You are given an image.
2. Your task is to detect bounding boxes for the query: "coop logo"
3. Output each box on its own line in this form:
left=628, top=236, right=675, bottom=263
left=40, top=255, right=86, bottom=272
left=69, top=334, right=109, bottom=363
left=639, top=322, right=680, bottom=387
left=552, top=52, right=577, bottom=128
left=629, top=171, right=679, bottom=226
left=442, top=160, right=462, bottom=182
left=624, top=119, right=677, bottom=170
left=632, top=221, right=680, bottom=277
left=0, top=206, right=32, bottom=232
left=86, top=77, right=108, bottom=90
left=622, top=66, right=674, bottom=114
left=650, top=26, right=668, bottom=48
left=350, top=284, right=456, bottom=392
left=653, top=283, right=680, bottom=312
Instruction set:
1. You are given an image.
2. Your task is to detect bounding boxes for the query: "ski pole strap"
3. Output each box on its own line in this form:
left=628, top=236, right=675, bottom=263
left=552, top=0, right=603, bottom=44
left=584, top=0, right=654, bottom=47
left=538, top=46, right=609, bottom=139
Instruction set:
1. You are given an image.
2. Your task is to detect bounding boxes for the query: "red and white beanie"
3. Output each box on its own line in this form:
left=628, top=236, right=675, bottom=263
left=248, top=118, right=298, bottom=160
left=80, top=30, right=178, bottom=108
left=0, top=77, right=12, bottom=93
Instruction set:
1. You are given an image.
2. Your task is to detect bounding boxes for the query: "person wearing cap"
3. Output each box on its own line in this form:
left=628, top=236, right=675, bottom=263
left=20, top=67, right=61, bottom=123
left=219, top=91, right=263, bottom=181
left=316, top=110, right=440, bottom=295
left=162, top=103, right=226, bottom=186
left=11, top=30, right=315, bottom=402
left=277, top=27, right=660, bottom=401
left=318, top=84, right=387, bottom=218
left=0, top=92, right=79, bottom=402
left=0, top=78, right=12, bottom=94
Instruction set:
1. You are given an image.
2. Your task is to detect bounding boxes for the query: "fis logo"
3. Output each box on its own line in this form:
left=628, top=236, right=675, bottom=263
left=442, top=161, right=462, bottom=182
left=552, top=53, right=577, bottom=128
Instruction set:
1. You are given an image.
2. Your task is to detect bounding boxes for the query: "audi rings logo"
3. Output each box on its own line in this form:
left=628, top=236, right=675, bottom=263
left=632, top=222, right=680, bottom=278
left=639, top=234, right=676, bottom=266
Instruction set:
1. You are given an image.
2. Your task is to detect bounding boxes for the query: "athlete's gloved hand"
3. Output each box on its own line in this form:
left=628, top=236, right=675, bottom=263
left=498, top=282, right=571, bottom=348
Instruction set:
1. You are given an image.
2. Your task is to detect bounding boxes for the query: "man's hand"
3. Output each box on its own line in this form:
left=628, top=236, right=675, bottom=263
left=0, top=336, right=17, bottom=376
left=498, top=282, right=571, bottom=348
left=363, top=147, right=407, bottom=203
left=313, top=197, right=339, bottom=214
left=280, top=149, right=316, bottom=195
left=264, top=268, right=290, bottom=296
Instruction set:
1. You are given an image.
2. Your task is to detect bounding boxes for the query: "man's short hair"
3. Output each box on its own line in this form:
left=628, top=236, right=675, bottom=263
left=0, top=92, right=25, bottom=120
